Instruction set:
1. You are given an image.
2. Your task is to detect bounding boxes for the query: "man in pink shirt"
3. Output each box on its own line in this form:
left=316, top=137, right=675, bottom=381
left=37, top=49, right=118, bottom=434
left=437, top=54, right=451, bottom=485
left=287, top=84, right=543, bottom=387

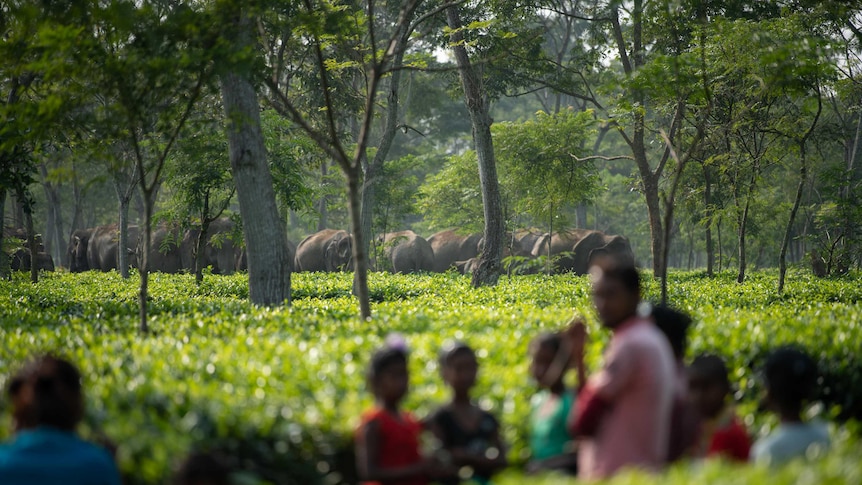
left=567, top=257, right=676, bottom=479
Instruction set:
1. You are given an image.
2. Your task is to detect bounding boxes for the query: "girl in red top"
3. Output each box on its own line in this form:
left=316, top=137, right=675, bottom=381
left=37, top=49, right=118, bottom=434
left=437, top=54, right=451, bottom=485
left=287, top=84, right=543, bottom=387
left=688, top=354, right=751, bottom=461
left=356, top=335, right=450, bottom=485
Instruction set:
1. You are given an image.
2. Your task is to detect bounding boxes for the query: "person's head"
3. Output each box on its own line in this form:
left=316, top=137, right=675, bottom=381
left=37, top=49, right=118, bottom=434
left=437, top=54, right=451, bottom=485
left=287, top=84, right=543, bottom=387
left=688, top=354, right=731, bottom=419
left=174, top=452, right=231, bottom=485
left=529, top=333, right=562, bottom=389
left=589, top=256, right=641, bottom=329
left=652, top=305, right=692, bottom=361
left=761, top=347, right=817, bottom=419
left=438, top=341, right=478, bottom=397
left=367, top=340, right=409, bottom=407
left=6, top=355, right=83, bottom=432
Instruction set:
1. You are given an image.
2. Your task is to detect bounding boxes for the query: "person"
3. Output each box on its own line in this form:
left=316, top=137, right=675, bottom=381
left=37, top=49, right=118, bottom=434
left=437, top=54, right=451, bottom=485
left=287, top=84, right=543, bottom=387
left=0, top=355, right=122, bottom=485
left=688, top=354, right=750, bottom=461
left=567, top=256, right=676, bottom=479
left=751, top=347, right=830, bottom=466
left=426, top=341, right=506, bottom=484
left=355, top=335, right=449, bottom=485
left=174, top=451, right=231, bottom=485
left=525, top=332, right=581, bottom=475
left=651, top=305, right=701, bottom=463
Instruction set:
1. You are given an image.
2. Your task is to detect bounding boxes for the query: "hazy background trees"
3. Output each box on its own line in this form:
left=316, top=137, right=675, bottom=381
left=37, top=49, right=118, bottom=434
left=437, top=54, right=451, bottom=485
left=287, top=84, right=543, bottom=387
left=4, top=0, right=862, bottom=308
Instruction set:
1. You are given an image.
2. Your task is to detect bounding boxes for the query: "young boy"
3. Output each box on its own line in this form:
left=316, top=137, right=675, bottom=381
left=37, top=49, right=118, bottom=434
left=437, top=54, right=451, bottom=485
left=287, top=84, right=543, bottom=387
left=688, top=354, right=750, bottom=461
left=751, top=347, right=830, bottom=466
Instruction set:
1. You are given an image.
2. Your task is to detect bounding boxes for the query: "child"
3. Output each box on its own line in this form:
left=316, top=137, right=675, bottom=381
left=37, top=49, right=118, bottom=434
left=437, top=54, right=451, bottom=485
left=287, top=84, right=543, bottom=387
left=652, top=305, right=701, bottom=463
left=526, top=331, right=582, bottom=475
left=0, top=355, right=122, bottom=484
left=688, top=354, right=750, bottom=461
left=751, top=347, right=830, bottom=466
left=355, top=336, right=448, bottom=485
left=174, top=452, right=230, bottom=485
left=427, top=342, right=507, bottom=484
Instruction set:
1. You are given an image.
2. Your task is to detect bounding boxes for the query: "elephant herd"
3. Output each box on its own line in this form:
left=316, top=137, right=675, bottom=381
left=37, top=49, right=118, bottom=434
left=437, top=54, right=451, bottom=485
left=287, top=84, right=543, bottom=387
left=294, top=227, right=634, bottom=275
left=7, top=221, right=634, bottom=276
left=67, top=218, right=244, bottom=274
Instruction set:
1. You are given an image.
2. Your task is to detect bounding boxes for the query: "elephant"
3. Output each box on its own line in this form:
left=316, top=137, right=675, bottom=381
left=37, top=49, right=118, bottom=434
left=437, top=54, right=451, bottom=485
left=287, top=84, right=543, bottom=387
left=181, top=218, right=242, bottom=275
left=530, top=229, right=593, bottom=273
left=137, top=225, right=184, bottom=273
left=377, top=231, right=435, bottom=274
left=67, top=228, right=93, bottom=273
left=514, top=229, right=544, bottom=258
left=294, top=229, right=353, bottom=272
left=11, top=250, right=55, bottom=272
left=87, top=224, right=140, bottom=272
left=575, top=232, right=635, bottom=271
left=427, top=229, right=481, bottom=272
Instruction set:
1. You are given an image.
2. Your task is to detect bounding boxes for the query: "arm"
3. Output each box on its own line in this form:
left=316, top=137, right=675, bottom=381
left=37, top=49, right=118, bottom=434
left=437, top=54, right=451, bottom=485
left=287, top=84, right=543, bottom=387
left=356, top=418, right=430, bottom=482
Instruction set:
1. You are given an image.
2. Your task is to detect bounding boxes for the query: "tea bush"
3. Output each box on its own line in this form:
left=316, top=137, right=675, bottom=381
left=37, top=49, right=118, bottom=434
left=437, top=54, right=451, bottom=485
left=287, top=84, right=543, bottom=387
left=0, top=269, right=860, bottom=484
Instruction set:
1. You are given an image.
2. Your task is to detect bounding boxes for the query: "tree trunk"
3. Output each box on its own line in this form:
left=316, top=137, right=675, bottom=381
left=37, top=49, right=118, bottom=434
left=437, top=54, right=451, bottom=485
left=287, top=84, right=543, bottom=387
left=446, top=4, right=503, bottom=287
left=317, top=161, right=329, bottom=231
left=0, top=188, right=6, bottom=279
left=704, top=165, right=714, bottom=277
left=737, top=176, right=755, bottom=284
left=23, top=198, right=38, bottom=283
left=118, top=195, right=132, bottom=278
left=138, top=197, right=153, bottom=333
left=220, top=15, right=291, bottom=307
left=576, top=204, right=588, bottom=228
left=643, top=172, right=663, bottom=275
left=348, top=173, right=372, bottom=318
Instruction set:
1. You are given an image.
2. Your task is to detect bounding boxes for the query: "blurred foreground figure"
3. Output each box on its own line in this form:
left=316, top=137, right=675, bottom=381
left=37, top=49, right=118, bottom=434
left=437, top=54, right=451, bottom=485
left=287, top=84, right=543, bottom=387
left=688, top=354, right=750, bottom=461
left=567, top=256, right=676, bottom=479
left=751, top=347, right=830, bottom=466
left=174, top=452, right=230, bottom=485
left=0, top=355, right=121, bottom=485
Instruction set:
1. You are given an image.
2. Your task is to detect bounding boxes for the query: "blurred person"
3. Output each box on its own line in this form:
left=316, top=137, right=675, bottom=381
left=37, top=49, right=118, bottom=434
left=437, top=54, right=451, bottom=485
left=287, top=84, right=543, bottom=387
left=174, top=451, right=230, bottom=485
left=426, top=341, right=506, bottom=484
left=651, top=305, right=701, bottom=462
left=567, top=256, right=676, bottom=479
left=751, top=347, right=830, bottom=466
left=355, top=335, right=453, bottom=485
left=525, top=330, right=584, bottom=476
left=0, top=355, right=121, bottom=485
left=688, top=354, right=750, bottom=461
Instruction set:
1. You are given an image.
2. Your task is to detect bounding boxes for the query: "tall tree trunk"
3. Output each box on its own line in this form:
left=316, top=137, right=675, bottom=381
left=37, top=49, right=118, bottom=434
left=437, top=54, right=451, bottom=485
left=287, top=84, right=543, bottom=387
left=23, top=197, right=38, bottom=283
left=704, top=165, right=714, bottom=277
left=117, top=193, right=133, bottom=279
left=736, top=173, right=756, bottom=283
left=446, top=3, right=503, bottom=287
left=220, top=12, right=291, bottom=307
left=138, top=198, right=153, bottom=333
left=576, top=204, right=588, bottom=228
left=317, top=161, right=329, bottom=231
left=348, top=173, right=372, bottom=318
left=0, top=189, right=6, bottom=279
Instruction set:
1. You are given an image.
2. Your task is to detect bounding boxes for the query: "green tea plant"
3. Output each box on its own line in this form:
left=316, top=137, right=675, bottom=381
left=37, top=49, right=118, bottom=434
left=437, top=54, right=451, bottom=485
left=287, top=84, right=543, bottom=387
left=0, top=269, right=860, bottom=484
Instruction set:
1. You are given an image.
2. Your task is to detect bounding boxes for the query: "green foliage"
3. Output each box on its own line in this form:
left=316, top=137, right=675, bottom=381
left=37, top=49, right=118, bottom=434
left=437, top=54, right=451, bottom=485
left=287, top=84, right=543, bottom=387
left=494, top=109, right=600, bottom=231
left=417, top=150, right=484, bottom=233
left=1, top=270, right=862, bottom=483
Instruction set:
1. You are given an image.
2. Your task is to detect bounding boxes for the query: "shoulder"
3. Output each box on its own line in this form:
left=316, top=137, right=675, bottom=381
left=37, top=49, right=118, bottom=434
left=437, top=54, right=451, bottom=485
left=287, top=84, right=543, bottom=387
left=479, top=409, right=500, bottom=428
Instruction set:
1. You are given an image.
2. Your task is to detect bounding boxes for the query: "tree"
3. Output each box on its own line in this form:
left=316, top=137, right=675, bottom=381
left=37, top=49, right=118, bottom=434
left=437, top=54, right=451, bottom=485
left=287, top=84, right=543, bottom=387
left=219, top=5, right=292, bottom=307
left=264, top=0, right=424, bottom=318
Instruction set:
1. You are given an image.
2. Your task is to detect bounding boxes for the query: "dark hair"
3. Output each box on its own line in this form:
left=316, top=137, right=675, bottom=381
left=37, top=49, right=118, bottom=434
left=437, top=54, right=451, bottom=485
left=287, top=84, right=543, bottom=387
left=530, top=332, right=562, bottom=355
left=367, top=346, right=408, bottom=382
left=763, top=347, right=817, bottom=412
left=590, top=255, right=640, bottom=295
left=690, top=354, right=730, bottom=387
left=438, top=341, right=475, bottom=367
left=652, top=305, right=692, bottom=359
left=9, top=355, right=83, bottom=431
left=174, top=451, right=231, bottom=485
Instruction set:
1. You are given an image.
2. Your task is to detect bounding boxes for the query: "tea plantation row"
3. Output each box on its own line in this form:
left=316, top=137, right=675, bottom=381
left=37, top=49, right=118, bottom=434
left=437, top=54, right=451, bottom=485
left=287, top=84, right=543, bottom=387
left=0, top=269, right=860, bottom=484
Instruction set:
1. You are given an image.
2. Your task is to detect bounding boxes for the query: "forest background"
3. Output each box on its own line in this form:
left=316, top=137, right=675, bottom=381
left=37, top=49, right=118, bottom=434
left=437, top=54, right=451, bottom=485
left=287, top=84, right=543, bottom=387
left=3, top=0, right=862, bottom=311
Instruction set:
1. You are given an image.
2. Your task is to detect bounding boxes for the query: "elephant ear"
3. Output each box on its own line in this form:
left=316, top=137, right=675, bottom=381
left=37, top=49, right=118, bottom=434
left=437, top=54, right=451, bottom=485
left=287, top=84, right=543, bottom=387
left=337, top=235, right=351, bottom=259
